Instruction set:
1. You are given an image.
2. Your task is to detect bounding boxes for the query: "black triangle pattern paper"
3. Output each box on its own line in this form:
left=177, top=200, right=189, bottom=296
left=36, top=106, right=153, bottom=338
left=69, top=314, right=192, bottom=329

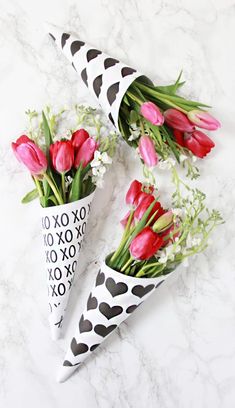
left=57, top=261, right=170, bottom=382
left=41, top=191, right=95, bottom=340
left=48, top=26, right=147, bottom=129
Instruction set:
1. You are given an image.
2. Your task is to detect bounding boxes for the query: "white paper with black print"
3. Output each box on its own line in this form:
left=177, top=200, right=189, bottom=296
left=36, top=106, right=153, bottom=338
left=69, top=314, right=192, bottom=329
left=48, top=25, right=149, bottom=129
left=41, top=191, right=95, bottom=340
left=57, top=261, right=170, bottom=382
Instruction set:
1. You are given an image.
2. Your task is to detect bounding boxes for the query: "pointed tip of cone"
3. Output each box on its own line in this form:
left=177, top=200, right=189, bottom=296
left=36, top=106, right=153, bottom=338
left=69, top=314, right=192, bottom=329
left=57, top=365, right=77, bottom=383
left=51, top=328, right=62, bottom=341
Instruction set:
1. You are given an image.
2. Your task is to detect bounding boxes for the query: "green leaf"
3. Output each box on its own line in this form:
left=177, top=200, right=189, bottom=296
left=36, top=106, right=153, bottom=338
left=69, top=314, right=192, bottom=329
left=21, top=189, right=38, bottom=204
left=42, top=111, right=53, bottom=156
left=69, top=165, right=82, bottom=202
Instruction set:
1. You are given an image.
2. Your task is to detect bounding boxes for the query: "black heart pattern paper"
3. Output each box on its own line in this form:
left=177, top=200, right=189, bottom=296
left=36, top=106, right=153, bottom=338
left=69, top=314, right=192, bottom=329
left=57, top=260, right=169, bottom=382
left=41, top=191, right=95, bottom=340
left=48, top=25, right=150, bottom=129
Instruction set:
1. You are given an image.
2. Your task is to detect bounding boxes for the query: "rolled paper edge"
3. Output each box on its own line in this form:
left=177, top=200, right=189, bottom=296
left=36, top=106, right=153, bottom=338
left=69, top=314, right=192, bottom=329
left=57, top=365, right=77, bottom=383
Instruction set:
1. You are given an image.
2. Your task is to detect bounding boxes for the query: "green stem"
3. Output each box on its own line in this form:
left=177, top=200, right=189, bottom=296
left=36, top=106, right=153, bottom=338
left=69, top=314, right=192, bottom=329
left=61, top=173, right=66, bottom=202
left=33, top=177, right=44, bottom=199
left=110, top=211, right=134, bottom=264
left=121, top=256, right=134, bottom=273
left=44, top=173, right=64, bottom=205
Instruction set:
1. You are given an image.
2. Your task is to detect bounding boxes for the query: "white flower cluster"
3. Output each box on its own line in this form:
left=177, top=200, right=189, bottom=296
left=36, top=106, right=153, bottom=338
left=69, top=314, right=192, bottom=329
left=90, top=151, right=112, bottom=188
left=128, top=123, right=141, bottom=141
left=158, top=157, right=176, bottom=170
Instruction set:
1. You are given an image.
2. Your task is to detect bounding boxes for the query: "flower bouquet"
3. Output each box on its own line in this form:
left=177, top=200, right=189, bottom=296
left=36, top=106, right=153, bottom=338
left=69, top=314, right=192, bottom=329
left=57, top=174, right=223, bottom=382
left=12, top=105, right=117, bottom=339
left=48, top=26, right=221, bottom=179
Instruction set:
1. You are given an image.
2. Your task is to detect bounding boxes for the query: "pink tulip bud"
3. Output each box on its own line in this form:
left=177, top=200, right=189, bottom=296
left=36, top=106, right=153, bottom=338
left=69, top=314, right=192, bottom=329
left=130, top=227, right=164, bottom=260
left=138, top=135, right=158, bottom=167
left=164, top=109, right=195, bottom=132
left=152, top=210, right=174, bottom=232
left=140, top=102, right=164, bottom=126
left=71, top=129, right=89, bottom=152
left=12, top=135, right=47, bottom=175
left=187, top=110, right=221, bottom=131
left=126, top=180, right=142, bottom=206
left=74, top=137, right=98, bottom=169
left=50, top=140, right=74, bottom=174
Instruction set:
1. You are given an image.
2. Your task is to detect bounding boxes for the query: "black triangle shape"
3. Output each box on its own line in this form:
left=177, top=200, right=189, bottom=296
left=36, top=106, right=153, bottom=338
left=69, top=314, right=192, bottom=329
left=61, top=33, right=70, bottom=48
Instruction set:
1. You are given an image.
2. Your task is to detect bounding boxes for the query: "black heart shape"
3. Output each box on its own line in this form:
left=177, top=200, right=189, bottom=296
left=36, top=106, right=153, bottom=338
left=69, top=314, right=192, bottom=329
left=87, top=293, right=98, bottom=311
left=72, top=62, right=77, bottom=72
left=81, top=68, right=88, bottom=86
left=90, top=344, right=100, bottom=352
left=155, top=280, right=164, bottom=289
left=126, top=304, right=138, bottom=314
left=132, top=284, right=155, bottom=298
left=70, top=40, right=85, bottom=56
left=108, top=112, right=115, bottom=126
left=121, top=67, right=136, bottom=77
left=49, top=33, right=56, bottom=41
left=61, top=33, right=70, bottom=48
left=107, top=82, right=120, bottom=106
left=79, top=314, right=93, bottom=333
left=99, top=302, right=123, bottom=320
left=94, top=324, right=117, bottom=338
left=63, top=360, right=80, bottom=367
left=106, top=277, right=128, bottom=297
left=71, top=339, right=88, bottom=357
left=87, top=49, right=102, bottom=62
left=93, top=74, right=103, bottom=98
left=104, top=57, right=119, bottom=69
left=95, top=269, right=105, bottom=286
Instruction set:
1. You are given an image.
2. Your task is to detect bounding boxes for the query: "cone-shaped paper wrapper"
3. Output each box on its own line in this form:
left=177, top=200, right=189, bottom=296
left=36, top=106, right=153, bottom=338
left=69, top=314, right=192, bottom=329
left=57, top=261, right=171, bottom=382
left=41, top=191, right=95, bottom=340
left=48, top=25, right=150, bottom=129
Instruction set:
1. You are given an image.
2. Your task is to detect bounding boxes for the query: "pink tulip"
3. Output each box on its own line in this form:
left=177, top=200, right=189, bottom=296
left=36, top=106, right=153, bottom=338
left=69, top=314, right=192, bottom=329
left=140, top=102, right=164, bottom=126
left=120, top=211, right=132, bottom=228
left=71, top=129, right=89, bottom=152
left=164, top=109, right=195, bottom=132
left=12, top=135, right=47, bottom=175
left=138, top=135, right=158, bottom=167
left=74, top=137, right=98, bottom=169
left=187, top=110, right=221, bottom=131
left=126, top=180, right=142, bottom=206
left=130, top=227, right=164, bottom=260
left=50, top=140, right=74, bottom=174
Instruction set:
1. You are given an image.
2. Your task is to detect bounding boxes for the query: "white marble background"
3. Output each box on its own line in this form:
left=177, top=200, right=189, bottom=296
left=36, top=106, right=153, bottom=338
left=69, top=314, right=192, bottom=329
left=0, top=0, right=235, bottom=407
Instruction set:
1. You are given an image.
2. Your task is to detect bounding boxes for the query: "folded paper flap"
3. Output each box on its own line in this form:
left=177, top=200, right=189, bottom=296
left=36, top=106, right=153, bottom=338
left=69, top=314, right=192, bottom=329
left=60, top=262, right=168, bottom=372
left=48, top=26, right=144, bottom=128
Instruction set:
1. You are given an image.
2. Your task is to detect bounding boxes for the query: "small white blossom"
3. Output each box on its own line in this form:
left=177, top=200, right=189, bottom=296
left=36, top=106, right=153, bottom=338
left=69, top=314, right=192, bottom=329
left=179, top=154, right=188, bottom=163
left=90, top=150, right=112, bottom=188
left=128, top=123, right=141, bottom=141
left=158, top=157, right=176, bottom=170
left=172, top=208, right=182, bottom=216
left=192, top=155, right=197, bottom=162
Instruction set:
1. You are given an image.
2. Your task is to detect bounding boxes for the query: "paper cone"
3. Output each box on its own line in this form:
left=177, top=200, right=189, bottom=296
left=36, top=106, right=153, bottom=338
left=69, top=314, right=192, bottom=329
left=48, top=25, right=150, bottom=129
left=57, top=260, right=171, bottom=382
left=41, top=191, right=95, bottom=340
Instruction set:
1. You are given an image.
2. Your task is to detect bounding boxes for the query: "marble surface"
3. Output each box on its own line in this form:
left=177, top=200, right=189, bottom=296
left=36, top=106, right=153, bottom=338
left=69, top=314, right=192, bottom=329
left=0, top=0, right=235, bottom=407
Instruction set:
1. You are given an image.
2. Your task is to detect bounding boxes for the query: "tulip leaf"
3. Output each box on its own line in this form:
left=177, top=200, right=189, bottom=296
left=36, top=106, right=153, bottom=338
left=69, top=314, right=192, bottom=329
left=69, top=165, right=82, bottom=202
left=42, top=111, right=53, bottom=156
left=21, top=189, right=38, bottom=204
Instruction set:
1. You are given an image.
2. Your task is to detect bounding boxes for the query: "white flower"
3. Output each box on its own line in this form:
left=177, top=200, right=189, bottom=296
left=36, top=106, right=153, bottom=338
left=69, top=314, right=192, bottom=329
left=158, top=157, right=176, bottom=170
left=179, top=154, right=188, bottom=163
left=90, top=151, right=112, bottom=188
left=172, top=208, right=182, bottom=216
left=192, top=155, right=197, bottom=162
left=92, top=175, right=104, bottom=188
left=186, top=234, right=202, bottom=249
left=91, top=151, right=112, bottom=167
left=128, top=123, right=141, bottom=141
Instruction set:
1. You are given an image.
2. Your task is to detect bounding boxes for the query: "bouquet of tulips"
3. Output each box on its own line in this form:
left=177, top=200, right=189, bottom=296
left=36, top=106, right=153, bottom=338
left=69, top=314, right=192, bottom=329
left=12, top=105, right=117, bottom=339
left=56, top=174, right=223, bottom=382
left=48, top=27, right=221, bottom=180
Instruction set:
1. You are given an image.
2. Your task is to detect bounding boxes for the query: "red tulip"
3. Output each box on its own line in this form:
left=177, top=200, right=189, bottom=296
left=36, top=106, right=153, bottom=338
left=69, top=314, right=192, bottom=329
left=126, top=180, right=142, bottom=205
left=173, top=129, right=185, bottom=147
left=138, top=135, right=158, bottom=167
left=140, top=102, right=164, bottom=126
left=184, top=130, right=215, bottom=158
left=71, top=129, right=89, bottom=152
left=12, top=135, right=47, bottom=175
left=74, top=137, right=98, bottom=169
left=134, top=195, right=155, bottom=222
left=187, top=110, right=221, bottom=131
left=50, top=140, right=74, bottom=174
left=130, top=227, right=164, bottom=260
left=150, top=201, right=165, bottom=224
left=134, top=191, right=152, bottom=206
left=164, top=109, right=195, bottom=132
left=160, top=223, right=180, bottom=247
